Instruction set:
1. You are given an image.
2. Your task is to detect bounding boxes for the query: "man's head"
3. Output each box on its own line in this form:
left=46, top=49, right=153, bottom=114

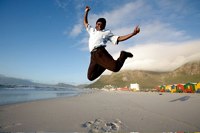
left=96, top=18, right=106, bottom=31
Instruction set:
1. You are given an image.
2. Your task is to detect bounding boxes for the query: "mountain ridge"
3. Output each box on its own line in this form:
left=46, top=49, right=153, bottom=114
left=87, top=60, right=200, bottom=89
left=0, top=75, right=76, bottom=88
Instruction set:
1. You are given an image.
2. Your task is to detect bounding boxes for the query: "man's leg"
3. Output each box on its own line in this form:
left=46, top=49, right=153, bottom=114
left=87, top=55, right=106, bottom=81
left=96, top=47, right=133, bottom=72
left=87, top=47, right=133, bottom=81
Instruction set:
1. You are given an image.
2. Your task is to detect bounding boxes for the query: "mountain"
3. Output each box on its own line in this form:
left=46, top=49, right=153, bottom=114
left=0, top=75, right=76, bottom=88
left=0, top=75, right=35, bottom=86
left=56, top=83, right=76, bottom=88
left=87, top=60, right=200, bottom=90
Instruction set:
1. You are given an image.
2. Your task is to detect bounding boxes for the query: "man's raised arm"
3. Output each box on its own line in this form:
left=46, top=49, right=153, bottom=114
left=117, top=25, right=140, bottom=42
left=84, top=6, right=90, bottom=28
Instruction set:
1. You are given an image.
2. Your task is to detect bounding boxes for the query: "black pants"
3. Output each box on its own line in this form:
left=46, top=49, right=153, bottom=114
left=87, top=46, right=127, bottom=81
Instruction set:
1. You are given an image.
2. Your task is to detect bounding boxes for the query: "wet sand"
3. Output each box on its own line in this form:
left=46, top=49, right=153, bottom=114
left=0, top=91, right=200, bottom=132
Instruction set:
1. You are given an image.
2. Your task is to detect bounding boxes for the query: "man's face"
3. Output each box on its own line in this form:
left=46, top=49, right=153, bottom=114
left=95, top=22, right=105, bottom=31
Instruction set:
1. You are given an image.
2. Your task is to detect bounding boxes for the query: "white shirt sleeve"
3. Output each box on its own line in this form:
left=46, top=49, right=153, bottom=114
left=107, top=31, right=119, bottom=45
left=110, top=35, right=119, bottom=45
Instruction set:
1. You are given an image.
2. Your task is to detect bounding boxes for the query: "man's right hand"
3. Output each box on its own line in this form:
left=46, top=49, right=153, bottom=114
left=85, top=6, right=90, bottom=12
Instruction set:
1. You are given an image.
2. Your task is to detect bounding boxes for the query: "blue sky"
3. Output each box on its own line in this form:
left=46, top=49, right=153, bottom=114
left=0, top=0, right=200, bottom=85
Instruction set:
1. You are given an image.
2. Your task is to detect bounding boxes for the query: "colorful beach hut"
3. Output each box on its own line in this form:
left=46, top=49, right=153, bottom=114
left=184, top=83, right=195, bottom=93
left=195, top=82, right=200, bottom=93
left=176, top=84, right=185, bottom=93
left=165, top=85, right=171, bottom=92
left=171, top=84, right=177, bottom=93
left=159, top=85, right=165, bottom=92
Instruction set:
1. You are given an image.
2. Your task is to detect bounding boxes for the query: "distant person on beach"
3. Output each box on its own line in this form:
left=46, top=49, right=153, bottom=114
left=84, top=6, right=140, bottom=81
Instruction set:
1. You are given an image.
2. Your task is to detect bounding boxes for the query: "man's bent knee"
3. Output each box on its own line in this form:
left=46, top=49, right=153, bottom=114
left=87, top=74, right=96, bottom=81
left=112, top=66, right=120, bottom=72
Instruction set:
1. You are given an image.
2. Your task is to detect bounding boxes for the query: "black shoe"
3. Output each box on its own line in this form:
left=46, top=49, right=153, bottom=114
left=121, top=51, right=133, bottom=58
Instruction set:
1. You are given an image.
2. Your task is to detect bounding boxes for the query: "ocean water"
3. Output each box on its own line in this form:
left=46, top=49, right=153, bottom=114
left=0, top=87, right=86, bottom=106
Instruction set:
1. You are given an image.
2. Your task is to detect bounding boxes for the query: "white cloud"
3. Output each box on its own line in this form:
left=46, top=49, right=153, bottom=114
left=115, top=40, right=200, bottom=72
left=138, top=20, right=190, bottom=43
left=68, top=23, right=83, bottom=36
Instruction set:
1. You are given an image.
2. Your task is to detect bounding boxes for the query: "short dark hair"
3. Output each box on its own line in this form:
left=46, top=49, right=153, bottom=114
left=96, top=18, right=106, bottom=27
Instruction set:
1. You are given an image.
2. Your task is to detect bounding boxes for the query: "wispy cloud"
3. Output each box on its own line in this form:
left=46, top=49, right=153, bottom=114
left=138, top=20, right=190, bottom=43
left=67, top=23, right=83, bottom=37
left=55, top=0, right=69, bottom=10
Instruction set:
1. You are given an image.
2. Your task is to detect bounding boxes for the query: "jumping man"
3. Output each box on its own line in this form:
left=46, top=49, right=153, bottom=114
left=84, top=6, right=140, bottom=81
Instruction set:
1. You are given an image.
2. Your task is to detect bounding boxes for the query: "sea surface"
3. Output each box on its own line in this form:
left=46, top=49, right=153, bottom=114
left=0, top=87, right=87, bottom=106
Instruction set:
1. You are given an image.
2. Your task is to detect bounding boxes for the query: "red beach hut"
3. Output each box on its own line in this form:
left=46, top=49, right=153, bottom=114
left=176, top=84, right=185, bottom=93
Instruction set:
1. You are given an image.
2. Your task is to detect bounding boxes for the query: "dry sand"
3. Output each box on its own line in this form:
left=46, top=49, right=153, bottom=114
left=0, top=91, right=200, bottom=132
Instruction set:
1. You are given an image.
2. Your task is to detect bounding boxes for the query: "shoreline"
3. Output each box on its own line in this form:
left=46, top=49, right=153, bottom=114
left=0, top=88, right=91, bottom=106
left=0, top=91, right=200, bottom=132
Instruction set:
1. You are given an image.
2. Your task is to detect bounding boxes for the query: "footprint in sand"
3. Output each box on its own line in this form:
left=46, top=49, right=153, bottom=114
left=82, top=118, right=123, bottom=133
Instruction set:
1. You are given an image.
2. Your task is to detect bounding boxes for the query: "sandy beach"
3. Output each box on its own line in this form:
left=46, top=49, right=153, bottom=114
left=0, top=91, right=200, bottom=132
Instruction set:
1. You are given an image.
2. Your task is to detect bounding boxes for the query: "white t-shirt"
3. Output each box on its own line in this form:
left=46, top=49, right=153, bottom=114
left=86, top=24, right=119, bottom=52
